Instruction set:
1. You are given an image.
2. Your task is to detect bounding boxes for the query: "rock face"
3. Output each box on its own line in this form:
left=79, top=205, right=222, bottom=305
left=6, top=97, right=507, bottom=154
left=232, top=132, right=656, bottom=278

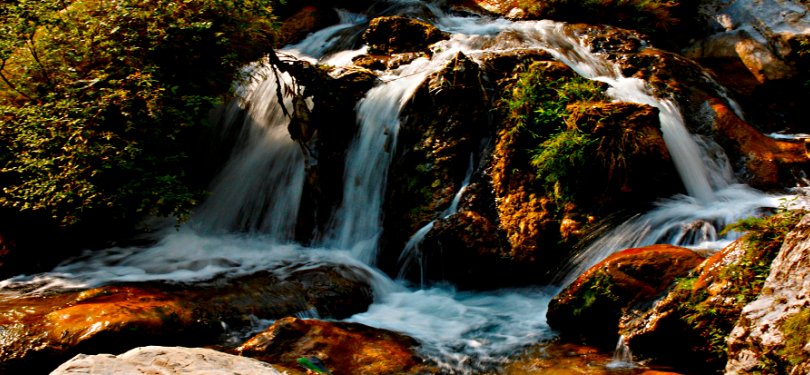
left=0, top=265, right=373, bottom=373
left=363, top=16, right=448, bottom=55
left=620, top=210, right=805, bottom=373
left=546, top=244, right=705, bottom=347
left=379, top=52, right=491, bottom=277
left=51, top=346, right=287, bottom=375
left=685, top=0, right=810, bottom=130
left=238, top=317, right=428, bottom=374
left=725, top=214, right=810, bottom=374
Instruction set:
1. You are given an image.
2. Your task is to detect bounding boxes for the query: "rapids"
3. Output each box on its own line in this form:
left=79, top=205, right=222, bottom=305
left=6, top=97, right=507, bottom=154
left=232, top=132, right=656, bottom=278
left=0, top=1, right=798, bottom=372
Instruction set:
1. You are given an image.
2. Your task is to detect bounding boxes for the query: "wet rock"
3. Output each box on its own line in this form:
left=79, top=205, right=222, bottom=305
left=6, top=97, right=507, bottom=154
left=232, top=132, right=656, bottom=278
left=703, top=99, right=809, bottom=189
left=564, top=102, right=680, bottom=209
left=547, top=244, right=704, bottom=348
left=502, top=341, right=685, bottom=374
left=0, top=265, right=373, bottom=373
left=725, top=214, right=810, bottom=374
left=363, top=16, right=449, bottom=55
left=404, top=211, right=507, bottom=289
left=238, top=317, right=430, bottom=374
left=51, top=346, right=288, bottom=375
left=277, top=6, right=340, bottom=46
left=620, top=211, right=805, bottom=373
left=380, top=52, right=490, bottom=275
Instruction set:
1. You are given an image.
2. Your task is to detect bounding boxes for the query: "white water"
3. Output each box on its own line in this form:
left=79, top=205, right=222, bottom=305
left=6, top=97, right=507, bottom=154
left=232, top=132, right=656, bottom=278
left=0, top=3, right=797, bottom=373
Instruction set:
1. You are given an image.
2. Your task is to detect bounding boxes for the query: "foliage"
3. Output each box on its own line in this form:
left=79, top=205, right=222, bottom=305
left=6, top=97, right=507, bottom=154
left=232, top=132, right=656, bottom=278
left=504, top=61, right=606, bottom=205
left=778, top=308, right=810, bottom=368
left=0, top=0, right=278, bottom=225
left=531, top=129, right=597, bottom=204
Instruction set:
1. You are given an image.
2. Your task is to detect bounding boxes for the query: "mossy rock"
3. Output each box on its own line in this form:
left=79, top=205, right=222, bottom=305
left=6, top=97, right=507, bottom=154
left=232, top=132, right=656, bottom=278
left=547, top=244, right=704, bottom=348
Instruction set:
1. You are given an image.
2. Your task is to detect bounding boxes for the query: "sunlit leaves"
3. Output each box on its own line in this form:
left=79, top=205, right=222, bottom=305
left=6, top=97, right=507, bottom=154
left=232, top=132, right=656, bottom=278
left=0, top=0, right=277, bottom=225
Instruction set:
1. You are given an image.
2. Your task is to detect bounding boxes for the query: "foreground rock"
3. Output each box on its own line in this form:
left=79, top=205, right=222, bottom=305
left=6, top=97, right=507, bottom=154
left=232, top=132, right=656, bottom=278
left=52, top=346, right=288, bottom=375
left=725, top=214, right=810, bottom=374
left=547, top=244, right=704, bottom=347
left=0, top=264, right=373, bottom=373
left=238, top=317, right=430, bottom=374
left=620, top=211, right=806, bottom=373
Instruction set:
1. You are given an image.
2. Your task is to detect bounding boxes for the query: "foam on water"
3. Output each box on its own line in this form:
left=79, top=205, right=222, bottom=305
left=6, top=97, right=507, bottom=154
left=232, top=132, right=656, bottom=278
left=0, top=3, right=801, bottom=373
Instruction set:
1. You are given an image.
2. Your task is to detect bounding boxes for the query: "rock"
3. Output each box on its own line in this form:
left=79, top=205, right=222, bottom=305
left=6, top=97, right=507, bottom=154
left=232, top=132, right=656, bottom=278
left=703, top=98, right=809, bottom=189
left=379, top=52, right=490, bottom=275
left=725, top=214, right=810, bottom=374
left=688, top=0, right=809, bottom=81
left=238, top=317, right=429, bottom=374
left=363, top=16, right=449, bottom=55
left=502, top=341, right=685, bottom=374
left=564, top=101, right=680, bottom=208
left=547, top=244, right=705, bottom=348
left=51, top=346, right=287, bottom=375
left=0, top=265, right=373, bottom=373
left=620, top=210, right=804, bottom=373
left=402, top=211, right=507, bottom=289
left=277, top=6, right=339, bottom=46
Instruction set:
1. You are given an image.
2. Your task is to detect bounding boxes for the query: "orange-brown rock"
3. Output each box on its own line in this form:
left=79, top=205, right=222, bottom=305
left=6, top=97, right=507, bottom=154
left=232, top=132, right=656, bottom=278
left=0, top=265, right=373, bottom=373
left=502, top=341, right=685, bottom=374
left=547, top=244, right=705, bottom=347
left=238, top=317, right=430, bottom=375
left=706, top=99, right=809, bottom=189
left=363, top=16, right=449, bottom=55
left=277, top=6, right=339, bottom=46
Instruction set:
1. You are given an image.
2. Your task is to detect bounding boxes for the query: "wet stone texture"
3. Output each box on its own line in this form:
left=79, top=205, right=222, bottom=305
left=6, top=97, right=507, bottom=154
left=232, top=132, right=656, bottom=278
left=0, top=264, right=373, bottom=373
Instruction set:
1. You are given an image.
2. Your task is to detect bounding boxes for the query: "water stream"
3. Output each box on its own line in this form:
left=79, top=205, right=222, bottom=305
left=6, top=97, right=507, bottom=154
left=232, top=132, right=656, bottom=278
left=0, top=1, right=797, bottom=372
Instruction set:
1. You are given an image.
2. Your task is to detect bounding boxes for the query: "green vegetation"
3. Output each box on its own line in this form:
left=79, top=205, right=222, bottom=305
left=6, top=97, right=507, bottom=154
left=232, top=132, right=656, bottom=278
left=670, top=206, right=806, bottom=369
left=505, top=61, right=607, bottom=205
left=778, top=309, right=810, bottom=367
left=0, top=0, right=278, bottom=226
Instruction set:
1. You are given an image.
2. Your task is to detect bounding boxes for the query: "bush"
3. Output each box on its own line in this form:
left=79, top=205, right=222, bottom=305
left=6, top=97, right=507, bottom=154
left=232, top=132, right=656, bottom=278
left=0, top=0, right=278, bottom=226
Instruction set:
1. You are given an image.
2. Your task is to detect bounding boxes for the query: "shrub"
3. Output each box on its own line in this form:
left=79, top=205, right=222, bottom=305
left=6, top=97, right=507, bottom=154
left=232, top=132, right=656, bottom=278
left=0, top=0, right=278, bottom=226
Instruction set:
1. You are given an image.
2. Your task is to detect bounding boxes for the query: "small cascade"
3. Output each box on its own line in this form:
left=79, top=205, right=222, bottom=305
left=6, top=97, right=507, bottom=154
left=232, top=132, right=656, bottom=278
left=397, top=155, right=475, bottom=282
left=192, top=67, right=305, bottom=238
left=606, top=335, right=637, bottom=369
left=322, top=63, right=432, bottom=263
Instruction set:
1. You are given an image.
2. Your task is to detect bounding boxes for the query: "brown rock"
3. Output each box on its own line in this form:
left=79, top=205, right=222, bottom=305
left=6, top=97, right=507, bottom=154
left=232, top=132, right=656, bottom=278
left=238, top=317, right=430, bottom=374
left=0, top=265, right=373, bottom=373
left=277, top=6, right=339, bottom=46
left=705, top=98, right=809, bottom=189
left=547, top=244, right=705, bottom=347
left=363, top=16, right=449, bottom=55
left=725, top=214, right=810, bottom=374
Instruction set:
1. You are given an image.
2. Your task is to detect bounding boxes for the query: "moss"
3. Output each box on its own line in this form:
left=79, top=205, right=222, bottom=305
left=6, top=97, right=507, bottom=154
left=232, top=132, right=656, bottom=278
left=663, top=209, right=806, bottom=369
left=780, top=309, right=810, bottom=366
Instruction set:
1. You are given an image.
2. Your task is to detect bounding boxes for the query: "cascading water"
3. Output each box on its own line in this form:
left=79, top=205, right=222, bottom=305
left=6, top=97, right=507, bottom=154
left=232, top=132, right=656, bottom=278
left=0, top=2, right=799, bottom=373
left=322, top=62, right=432, bottom=263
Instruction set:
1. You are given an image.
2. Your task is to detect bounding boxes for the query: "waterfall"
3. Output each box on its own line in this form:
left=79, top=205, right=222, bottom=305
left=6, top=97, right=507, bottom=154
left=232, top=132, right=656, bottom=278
left=192, top=68, right=304, bottom=238
left=0, top=3, right=799, bottom=373
left=322, top=64, right=431, bottom=263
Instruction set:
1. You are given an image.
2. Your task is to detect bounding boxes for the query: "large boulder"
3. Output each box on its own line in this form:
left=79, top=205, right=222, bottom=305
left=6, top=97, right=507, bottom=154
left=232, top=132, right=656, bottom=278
left=0, top=265, right=373, bottom=373
left=363, top=16, right=449, bottom=55
left=379, top=52, right=490, bottom=275
left=547, top=244, right=704, bottom=348
left=725, top=214, right=810, bottom=374
left=238, top=317, right=430, bottom=374
left=620, top=210, right=805, bottom=373
left=51, top=346, right=288, bottom=375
